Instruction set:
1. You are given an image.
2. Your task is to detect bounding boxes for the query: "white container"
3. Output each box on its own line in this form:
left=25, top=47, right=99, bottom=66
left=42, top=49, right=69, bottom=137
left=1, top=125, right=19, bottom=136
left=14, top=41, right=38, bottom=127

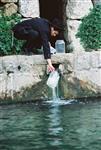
left=55, top=40, right=65, bottom=53
left=47, top=71, right=60, bottom=88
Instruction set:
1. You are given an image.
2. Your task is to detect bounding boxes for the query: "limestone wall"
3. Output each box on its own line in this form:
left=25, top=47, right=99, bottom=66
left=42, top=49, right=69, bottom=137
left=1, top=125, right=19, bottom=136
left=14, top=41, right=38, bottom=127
left=0, top=0, right=100, bottom=52
left=66, top=0, right=93, bottom=52
left=0, top=51, right=101, bottom=100
left=66, top=0, right=100, bottom=52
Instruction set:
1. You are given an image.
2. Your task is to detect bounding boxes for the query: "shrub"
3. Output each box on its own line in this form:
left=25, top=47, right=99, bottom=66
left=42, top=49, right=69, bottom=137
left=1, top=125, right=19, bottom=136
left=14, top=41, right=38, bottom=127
left=0, top=14, right=23, bottom=56
left=76, top=5, right=101, bottom=51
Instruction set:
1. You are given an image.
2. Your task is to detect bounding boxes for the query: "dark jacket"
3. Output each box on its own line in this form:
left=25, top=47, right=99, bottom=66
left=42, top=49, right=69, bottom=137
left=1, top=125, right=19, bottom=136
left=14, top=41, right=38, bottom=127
left=12, top=17, right=51, bottom=59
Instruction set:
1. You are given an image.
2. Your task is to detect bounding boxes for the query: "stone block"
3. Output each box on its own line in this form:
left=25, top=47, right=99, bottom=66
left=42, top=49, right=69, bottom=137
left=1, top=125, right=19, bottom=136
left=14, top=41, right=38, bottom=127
left=4, top=3, right=18, bottom=16
left=19, top=0, right=39, bottom=17
left=66, top=0, right=93, bottom=19
left=67, top=20, right=85, bottom=52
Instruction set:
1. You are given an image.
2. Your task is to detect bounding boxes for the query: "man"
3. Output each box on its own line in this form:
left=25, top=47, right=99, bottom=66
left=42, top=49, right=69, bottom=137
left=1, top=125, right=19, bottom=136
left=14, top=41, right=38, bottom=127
left=12, top=17, right=63, bottom=72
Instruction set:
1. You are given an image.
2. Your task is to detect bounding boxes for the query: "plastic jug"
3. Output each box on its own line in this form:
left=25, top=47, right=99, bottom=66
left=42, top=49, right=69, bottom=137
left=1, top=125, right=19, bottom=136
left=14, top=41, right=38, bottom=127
left=47, top=71, right=60, bottom=88
left=55, top=40, right=65, bottom=53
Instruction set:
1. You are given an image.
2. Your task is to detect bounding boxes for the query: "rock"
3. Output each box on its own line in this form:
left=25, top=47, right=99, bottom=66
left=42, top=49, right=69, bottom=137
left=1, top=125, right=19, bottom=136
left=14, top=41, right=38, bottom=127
left=1, top=0, right=18, bottom=3
left=67, top=20, right=85, bottom=52
left=61, top=74, right=101, bottom=99
left=66, top=0, right=93, bottom=19
left=4, top=3, right=18, bottom=16
left=19, top=0, right=39, bottom=17
left=75, top=69, right=101, bottom=88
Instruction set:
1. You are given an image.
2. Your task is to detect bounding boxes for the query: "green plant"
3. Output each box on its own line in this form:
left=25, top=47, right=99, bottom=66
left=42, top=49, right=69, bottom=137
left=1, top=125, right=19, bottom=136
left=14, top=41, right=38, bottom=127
left=76, top=5, right=101, bottom=51
left=0, top=14, right=23, bottom=56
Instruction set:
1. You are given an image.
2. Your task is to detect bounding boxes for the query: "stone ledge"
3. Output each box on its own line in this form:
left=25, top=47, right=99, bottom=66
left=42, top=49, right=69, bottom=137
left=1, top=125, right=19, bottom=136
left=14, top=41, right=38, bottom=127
left=0, top=53, right=73, bottom=65
left=0, top=51, right=100, bottom=67
left=0, top=51, right=101, bottom=100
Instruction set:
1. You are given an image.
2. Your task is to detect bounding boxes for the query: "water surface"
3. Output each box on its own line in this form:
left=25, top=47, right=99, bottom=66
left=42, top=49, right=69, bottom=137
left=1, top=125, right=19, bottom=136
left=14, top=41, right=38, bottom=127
left=0, top=99, right=101, bottom=150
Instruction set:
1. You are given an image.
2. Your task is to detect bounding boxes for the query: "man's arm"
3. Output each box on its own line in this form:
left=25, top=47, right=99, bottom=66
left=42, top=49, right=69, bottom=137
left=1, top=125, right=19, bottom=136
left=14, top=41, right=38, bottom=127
left=40, top=31, right=55, bottom=72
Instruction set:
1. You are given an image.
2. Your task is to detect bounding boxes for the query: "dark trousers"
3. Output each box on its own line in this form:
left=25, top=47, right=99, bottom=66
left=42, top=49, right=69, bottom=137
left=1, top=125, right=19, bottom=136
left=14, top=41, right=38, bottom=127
left=13, top=28, right=41, bottom=52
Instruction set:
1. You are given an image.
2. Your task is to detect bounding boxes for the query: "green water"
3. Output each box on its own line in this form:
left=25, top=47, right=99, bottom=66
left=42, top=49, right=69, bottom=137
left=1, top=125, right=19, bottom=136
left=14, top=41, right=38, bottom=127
left=0, top=99, right=101, bottom=150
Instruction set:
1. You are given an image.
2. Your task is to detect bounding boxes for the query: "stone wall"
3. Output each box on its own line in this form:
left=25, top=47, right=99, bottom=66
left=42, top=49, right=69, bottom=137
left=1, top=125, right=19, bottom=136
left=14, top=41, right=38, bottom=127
left=66, top=0, right=93, bottom=52
left=0, top=0, right=100, bottom=52
left=0, top=51, right=101, bottom=101
left=0, top=0, right=40, bottom=17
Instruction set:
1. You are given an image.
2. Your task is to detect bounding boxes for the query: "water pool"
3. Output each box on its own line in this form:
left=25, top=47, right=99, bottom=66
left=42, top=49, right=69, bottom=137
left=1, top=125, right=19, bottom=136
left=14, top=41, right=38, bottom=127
left=0, top=99, right=101, bottom=150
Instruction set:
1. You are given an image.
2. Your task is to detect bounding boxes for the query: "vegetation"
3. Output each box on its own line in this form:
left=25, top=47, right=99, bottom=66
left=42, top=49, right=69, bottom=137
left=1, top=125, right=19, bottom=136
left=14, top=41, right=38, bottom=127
left=0, top=14, right=23, bottom=56
left=76, top=5, right=101, bottom=51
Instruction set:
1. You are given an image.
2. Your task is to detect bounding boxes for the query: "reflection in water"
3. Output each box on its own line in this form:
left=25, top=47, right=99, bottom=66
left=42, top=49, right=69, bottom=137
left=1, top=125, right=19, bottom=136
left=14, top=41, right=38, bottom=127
left=48, top=105, right=63, bottom=147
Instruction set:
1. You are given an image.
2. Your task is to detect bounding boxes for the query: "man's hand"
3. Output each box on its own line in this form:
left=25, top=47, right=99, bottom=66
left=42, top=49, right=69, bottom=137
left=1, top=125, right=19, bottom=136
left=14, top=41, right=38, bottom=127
left=47, top=59, right=55, bottom=72
left=47, top=64, right=55, bottom=72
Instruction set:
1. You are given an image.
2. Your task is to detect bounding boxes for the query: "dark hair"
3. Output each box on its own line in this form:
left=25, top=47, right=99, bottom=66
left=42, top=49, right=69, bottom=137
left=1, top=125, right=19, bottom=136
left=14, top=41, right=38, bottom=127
left=50, top=18, right=64, bottom=31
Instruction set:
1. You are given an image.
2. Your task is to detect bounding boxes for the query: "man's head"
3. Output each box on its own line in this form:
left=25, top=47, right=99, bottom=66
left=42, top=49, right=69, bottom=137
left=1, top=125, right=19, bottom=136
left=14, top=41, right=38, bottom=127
left=50, top=27, right=59, bottom=37
left=50, top=18, right=64, bottom=37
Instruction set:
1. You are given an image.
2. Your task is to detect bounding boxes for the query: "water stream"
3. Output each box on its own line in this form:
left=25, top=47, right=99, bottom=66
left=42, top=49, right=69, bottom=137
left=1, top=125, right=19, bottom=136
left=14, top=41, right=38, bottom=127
left=47, top=71, right=74, bottom=105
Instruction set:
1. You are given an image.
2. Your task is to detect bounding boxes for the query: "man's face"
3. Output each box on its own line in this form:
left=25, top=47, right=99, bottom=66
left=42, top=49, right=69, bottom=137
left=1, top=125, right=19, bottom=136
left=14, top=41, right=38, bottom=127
left=51, top=27, right=59, bottom=37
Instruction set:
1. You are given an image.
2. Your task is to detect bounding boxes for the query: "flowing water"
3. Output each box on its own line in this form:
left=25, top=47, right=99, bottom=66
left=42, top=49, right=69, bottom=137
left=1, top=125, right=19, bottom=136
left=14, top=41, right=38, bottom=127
left=0, top=98, right=101, bottom=150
